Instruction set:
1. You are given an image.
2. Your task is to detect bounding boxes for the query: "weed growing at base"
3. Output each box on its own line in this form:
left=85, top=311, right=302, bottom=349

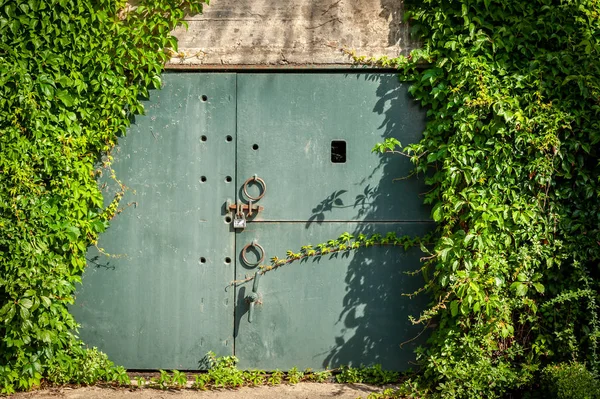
left=132, top=352, right=399, bottom=390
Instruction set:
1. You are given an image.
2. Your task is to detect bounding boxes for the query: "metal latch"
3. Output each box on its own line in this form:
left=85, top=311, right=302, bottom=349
left=225, top=175, right=267, bottom=230
left=228, top=200, right=264, bottom=218
left=246, top=271, right=261, bottom=323
left=226, top=199, right=264, bottom=229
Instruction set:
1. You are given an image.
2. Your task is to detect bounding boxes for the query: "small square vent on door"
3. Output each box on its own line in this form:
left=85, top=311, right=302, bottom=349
left=331, top=140, right=347, bottom=163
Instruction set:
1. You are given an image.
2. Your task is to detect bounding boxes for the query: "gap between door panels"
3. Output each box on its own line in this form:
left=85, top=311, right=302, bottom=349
left=232, top=72, right=239, bottom=356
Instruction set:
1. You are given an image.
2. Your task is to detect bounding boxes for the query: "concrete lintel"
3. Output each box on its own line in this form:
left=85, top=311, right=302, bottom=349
left=167, top=0, right=415, bottom=67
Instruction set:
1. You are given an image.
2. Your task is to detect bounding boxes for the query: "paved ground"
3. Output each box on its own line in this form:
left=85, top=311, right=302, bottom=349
left=12, top=383, right=385, bottom=399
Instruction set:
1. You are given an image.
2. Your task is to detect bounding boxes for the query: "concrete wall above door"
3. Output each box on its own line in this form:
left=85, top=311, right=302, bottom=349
left=167, top=0, right=416, bottom=67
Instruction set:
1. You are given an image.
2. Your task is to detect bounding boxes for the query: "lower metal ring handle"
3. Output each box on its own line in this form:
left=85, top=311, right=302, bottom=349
left=242, top=176, right=267, bottom=201
left=241, top=242, right=265, bottom=267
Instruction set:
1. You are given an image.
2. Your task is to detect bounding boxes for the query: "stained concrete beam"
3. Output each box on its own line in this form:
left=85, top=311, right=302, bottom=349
left=168, top=0, right=415, bottom=66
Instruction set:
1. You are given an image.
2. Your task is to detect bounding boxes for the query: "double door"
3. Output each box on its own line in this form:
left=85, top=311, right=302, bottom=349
left=73, top=72, right=432, bottom=370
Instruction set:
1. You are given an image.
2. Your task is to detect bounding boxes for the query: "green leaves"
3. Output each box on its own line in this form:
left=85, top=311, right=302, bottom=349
left=510, top=281, right=528, bottom=297
left=372, top=137, right=402, bottom=153
left=431, top=203, right=443, bottom=222
left=450, top=300, right=459, bottom=317
left=243, top=232, right=427, bottom=284
left=56, top=90, right=74, bottom=107
left=37, top=74, right=55, bottom=97
left=359, top=0, right=600, bottom=397
left=0, top=0, right=207, bottom=393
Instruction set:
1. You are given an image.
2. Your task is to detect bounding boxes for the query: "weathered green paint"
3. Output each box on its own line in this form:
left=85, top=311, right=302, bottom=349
left=72, top=74, right=237, bottom=369
left=74, top=72, right=432, bottom=371
left=235, top=74, right=431, bottom=370
left=236, top=73, right=429, bottom=222
left=235, top=222, right=431, bottom=370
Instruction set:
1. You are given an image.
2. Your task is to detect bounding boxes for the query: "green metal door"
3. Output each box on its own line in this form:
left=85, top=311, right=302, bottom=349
left=233, top=74, right=431, bottom=370
left=73, top=72, right=432, bottom=371
left=72, top=74, right=238, bottom=369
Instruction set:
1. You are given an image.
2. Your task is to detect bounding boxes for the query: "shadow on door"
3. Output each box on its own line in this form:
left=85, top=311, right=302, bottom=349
left=310, top=74, right=434, bottom=369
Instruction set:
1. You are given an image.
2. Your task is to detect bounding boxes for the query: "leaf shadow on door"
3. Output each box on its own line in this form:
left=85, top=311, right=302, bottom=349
left=306, top=189, right=348, bottom=226
left=315, top=74, right=434, bottom=370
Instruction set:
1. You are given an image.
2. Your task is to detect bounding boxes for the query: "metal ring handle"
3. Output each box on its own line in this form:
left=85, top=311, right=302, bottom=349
left=241, top=242, right=265, bottom=267
left=242, top=176, right=267, bottom=201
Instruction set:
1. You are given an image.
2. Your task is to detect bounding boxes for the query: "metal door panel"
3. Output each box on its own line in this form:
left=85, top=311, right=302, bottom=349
left=236, top=73, right=429, bottom=222
left=234, top=222, right=431, bottom=370
left=72, top=72, right=431, bottom=371
left=72, top=73, right=237, bottom=369
left=234, top=73, right=432, bottom=370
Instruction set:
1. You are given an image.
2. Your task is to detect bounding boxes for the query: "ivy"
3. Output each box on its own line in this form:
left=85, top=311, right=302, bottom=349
left=3, top=0, right=600, bottom=396
left=233, top=232, right=430, bottom=286
left=0, top=0, right=206, bottom=393
left=351, top=0, right=600, bottom=397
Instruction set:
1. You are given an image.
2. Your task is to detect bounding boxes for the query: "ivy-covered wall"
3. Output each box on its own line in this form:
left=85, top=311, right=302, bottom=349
left=3, top=0, right=600, bottom=398
left=0, top=0, right=207, bottom=393
left=353, top=0, right=600, bottom=397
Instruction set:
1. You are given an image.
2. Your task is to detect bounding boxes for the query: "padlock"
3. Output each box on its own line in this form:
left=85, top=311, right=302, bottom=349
left=233, top=214, right=247, bottom=229
left=233, top=200, right=247, bottom=229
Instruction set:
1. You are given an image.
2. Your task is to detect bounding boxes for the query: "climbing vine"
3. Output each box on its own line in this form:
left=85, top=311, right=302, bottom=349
left=3, top=0, right=600, bottom=397
left=232, top=232, right=430, bottom=286
left=346, top=0, right=600, bottom=397
left=0, top=0, right=206, bottom=393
